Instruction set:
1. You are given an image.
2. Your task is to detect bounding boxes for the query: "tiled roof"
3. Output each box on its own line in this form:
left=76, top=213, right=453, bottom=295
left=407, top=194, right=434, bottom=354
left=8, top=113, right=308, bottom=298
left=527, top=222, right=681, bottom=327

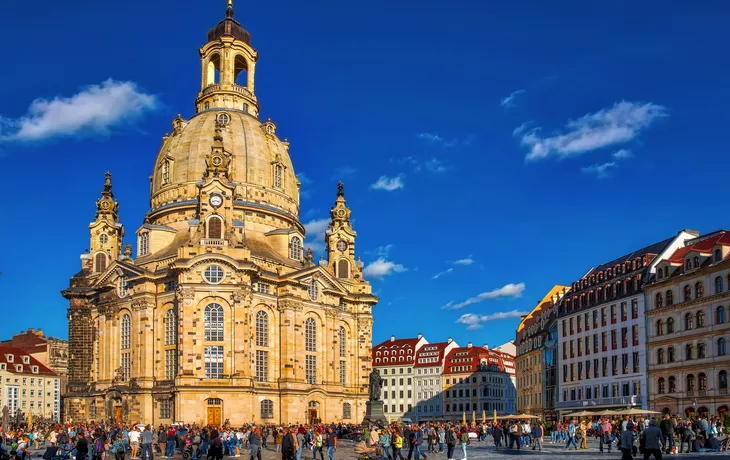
left=372, top=337, right=421, bottom=366
left=414, top=342, right=450, bottom=368
left=443, top=346, right=506, bottom=375
left=666, top=231, right=730, bottom=263
left=517, top=285, right=569, bottom=334
left=0, top=346, right=56, bottom=376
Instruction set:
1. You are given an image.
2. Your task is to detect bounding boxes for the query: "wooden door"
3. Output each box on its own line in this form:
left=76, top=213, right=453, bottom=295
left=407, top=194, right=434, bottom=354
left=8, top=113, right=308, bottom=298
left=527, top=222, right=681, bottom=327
left=115, top=407, right=122, bottom=424
left=307, top=409, right=317, bottom=425
left=207, top=407, right=221, bottom=426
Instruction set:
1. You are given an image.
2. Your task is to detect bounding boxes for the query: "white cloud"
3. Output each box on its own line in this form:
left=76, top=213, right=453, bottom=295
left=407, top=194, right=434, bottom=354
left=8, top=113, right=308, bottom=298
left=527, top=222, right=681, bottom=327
left=297, top=173, right=313, bottom=185
left=518, top=101, right=667, bottom=161
left=303, top=217, right=329, bottom=253
left=371, top=175, right=404, bottom=191
left=443, top=282, right=526, bottom=310
left=453, top=258, right=475, bottom=266
left=432, top=268, right=454, bottom=280
left=417, top=132, right=473, bottom=148
left=369, top=245, right=393, bottom=257
left=581, top=161, right=617, bottom=179
left=363, top=257, right=407, bottom=279
left=0, top=79, right=158, bottom=142
left=456, top=310, right=528, bottom=330
left=500, top=89, right=526, bottom=109
left=613, top=148, right=632, bottom=160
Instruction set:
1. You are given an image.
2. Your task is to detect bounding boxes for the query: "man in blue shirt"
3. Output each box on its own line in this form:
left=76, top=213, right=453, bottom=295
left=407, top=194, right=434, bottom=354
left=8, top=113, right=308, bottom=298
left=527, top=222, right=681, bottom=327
left=565, top=420, right=578, bottom=450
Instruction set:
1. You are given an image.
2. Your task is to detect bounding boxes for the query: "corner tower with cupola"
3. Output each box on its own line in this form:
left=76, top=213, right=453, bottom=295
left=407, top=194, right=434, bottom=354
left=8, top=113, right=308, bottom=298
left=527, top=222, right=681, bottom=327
left=63, top=1, right=377, bottom=426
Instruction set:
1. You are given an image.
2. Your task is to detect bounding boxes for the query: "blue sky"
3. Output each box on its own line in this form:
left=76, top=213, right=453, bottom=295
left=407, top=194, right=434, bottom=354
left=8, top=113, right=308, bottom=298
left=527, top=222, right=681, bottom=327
left=1, top=1, right=728, bottom=347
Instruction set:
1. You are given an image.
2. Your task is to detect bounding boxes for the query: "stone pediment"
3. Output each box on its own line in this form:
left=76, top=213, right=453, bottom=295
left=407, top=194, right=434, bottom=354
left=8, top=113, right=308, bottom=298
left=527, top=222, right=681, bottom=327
left=172, top=253, right=258, bottom=273
left=282, top=265, right=348, bottom=296
left=92, top=261, right=147, bottom=288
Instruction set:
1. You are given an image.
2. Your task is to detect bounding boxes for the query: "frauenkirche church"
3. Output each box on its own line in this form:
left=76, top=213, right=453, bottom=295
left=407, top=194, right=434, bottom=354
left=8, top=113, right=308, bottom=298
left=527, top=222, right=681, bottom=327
left=62, top=2, right=377, bottom=426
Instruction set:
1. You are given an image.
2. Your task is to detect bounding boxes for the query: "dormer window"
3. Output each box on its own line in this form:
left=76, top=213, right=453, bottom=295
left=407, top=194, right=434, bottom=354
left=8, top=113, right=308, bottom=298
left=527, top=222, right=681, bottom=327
left=6, top=354, right=13, bottom=362
left=22, top=356, right=29, bottom=364
left=266, top=124, right=274, bottom=135
left=0, top=364, right=5, bottom=370
left=693, top=256, right=700, bottom=269
left=657, top=268, right=663, bottom=279
left=715, top=249, right=722, bottom=263
left=16, top=365, right=22, bottom=372
left=31, top=366, right=38, bottom=374
left=686, top=259, right=692, bottom=271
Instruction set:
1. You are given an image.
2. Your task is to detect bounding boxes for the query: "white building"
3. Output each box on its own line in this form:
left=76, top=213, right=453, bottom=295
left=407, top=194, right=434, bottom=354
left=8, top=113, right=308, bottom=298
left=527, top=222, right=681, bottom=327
left=556, top=231, right=696, bottom=416
left=373, top=335, right=428, bottom=421
left=413, top=338, right=459, bottom=421
left=0, top=346, right=61, bottom=422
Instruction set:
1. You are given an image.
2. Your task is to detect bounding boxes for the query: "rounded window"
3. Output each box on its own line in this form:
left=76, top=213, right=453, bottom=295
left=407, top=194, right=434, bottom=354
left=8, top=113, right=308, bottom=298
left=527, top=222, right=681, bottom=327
left=100, top=234, right=109, bottom=245
left=203, top=264, right=225, bottom=284
left=216, top=112, right=231, bottom=126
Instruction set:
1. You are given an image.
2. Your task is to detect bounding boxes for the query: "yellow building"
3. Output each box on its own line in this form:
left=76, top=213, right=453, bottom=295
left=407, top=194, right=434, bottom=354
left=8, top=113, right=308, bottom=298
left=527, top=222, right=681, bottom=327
left=515, top=285, right=567, bottom=416
left=62, top=2, right=377, bottom=426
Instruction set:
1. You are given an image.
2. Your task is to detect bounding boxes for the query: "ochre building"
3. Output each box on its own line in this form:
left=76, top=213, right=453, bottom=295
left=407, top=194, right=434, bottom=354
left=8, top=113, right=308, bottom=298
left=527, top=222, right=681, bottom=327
left=62, top=3, right=377, bottom=426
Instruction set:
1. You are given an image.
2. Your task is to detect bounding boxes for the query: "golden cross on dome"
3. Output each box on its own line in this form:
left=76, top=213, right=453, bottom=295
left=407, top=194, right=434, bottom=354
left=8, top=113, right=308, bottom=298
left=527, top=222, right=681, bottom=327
left=228, top=0, right=233, bottom=7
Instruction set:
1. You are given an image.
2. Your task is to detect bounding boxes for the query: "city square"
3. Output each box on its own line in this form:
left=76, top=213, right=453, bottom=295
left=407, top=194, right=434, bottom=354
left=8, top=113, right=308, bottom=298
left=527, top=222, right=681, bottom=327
left=0, top=0, right=729, bottom=459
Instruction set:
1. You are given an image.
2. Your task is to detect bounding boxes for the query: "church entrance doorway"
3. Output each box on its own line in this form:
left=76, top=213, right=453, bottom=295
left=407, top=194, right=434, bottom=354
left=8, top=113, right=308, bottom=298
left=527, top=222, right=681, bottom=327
left=206, top=398, right=222, bottom=426
left=115, top=406, right=123, bottom=424
left=307, top=401, right=320, bottom=424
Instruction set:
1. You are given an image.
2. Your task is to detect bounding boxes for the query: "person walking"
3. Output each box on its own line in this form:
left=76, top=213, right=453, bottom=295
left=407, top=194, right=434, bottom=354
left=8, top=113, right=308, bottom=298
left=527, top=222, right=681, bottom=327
left=312, top=429, right=324, bottom=460
left=530, top=422, right=543, bottom=452
left=491, top=424, right=503, bottom=451
left=458, top=427, right=469, bottom=460
left=445, top=426, right=456, bottom=460
left=619, top=422, right=635, bottom=460
left=565, top=420, right=578, bottom=450
left=157, top=428, right=166, bottom=458
left=295, top=428, right=305, bottom=460
left=112, top=434, right=128, bottom=460
left=599, top=418, right=613, bottom=454
left=325, top=427, right=337, bottom=460
left=640, top=420, right=664, bottom=460
left=392, top=429, right=404, bottom=460
left=659, top=414, right=676, bottom=455
left=140, top=426, right=154, bottom=460
left=281, top=427, right=297, bottom=460
left=248, top=429, right=262, bottom=460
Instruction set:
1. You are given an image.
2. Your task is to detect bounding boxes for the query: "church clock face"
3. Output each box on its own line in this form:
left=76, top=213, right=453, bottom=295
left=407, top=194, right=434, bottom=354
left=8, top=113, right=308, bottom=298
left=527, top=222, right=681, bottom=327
left=101, top=201, right=109, bottom=210
left=209, top=194, right=223, bottom=208
left=337, top=240, right=347, bottom=252
left=337, top=209, right=345, bottom=217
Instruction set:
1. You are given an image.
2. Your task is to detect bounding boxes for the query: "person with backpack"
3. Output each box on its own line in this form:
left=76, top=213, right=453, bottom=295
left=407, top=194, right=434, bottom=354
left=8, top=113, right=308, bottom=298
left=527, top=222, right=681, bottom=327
left=281, top=427, right=297, bottom=460
left=112, top=434, right=129, bottom=460
left=458, top=426, right=469, bottom=460
left=92, top=430, right=106, bottom=460
left=491, top=424, right=503, bottom=450
left=207, top=430, right=223, bottom=460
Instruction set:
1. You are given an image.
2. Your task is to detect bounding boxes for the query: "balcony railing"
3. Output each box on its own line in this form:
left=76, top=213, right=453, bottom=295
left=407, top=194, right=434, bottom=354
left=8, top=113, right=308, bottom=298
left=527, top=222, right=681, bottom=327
left=201, top=238, right=227, bottom=248
left=720, top=388, right=728, bottom=395
left=686, top=390, right=695, bottom=397
left=201, top=83, right=253, bottom=98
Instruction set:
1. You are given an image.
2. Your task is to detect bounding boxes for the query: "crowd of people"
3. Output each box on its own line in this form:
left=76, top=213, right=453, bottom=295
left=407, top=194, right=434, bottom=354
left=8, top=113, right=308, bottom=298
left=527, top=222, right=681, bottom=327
left=0, top=414, right=727, bottom=460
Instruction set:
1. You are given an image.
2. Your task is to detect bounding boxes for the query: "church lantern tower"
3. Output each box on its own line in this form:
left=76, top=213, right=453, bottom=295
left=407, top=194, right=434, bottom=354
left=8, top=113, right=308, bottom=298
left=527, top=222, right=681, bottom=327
left=325, top=182, right=362, bottom=280
left=196, top=0, right=259, bottom=116
left=86, top=172, right=124, bottom=274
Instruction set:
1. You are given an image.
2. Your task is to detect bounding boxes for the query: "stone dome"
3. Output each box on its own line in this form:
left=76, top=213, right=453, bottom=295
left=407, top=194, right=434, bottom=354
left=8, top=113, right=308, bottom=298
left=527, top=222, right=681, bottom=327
left=148, top=109, right=300, bottom=229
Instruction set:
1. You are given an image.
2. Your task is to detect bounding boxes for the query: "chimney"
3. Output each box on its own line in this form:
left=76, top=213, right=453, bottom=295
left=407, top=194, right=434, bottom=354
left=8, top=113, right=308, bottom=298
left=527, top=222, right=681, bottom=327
left=417, top=333, right=423, bottom=340
left=467, top=342, right=473, bottom=348
left=483, top=344, right=489, bottom=349
left=447, top=337, right=453, bottom=344
left=390, top=335, right=395, bottom=342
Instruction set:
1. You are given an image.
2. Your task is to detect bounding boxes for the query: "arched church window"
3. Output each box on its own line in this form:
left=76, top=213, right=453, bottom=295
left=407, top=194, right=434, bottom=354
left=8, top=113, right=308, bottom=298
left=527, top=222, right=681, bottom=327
left=339, top=326, right=346, bottom=358
left=204, top=304, right=224, bottom=342
left=290, top=237, right=302, bottom=260
left=121, top=314, right=131, bottom=350
left=162, top=160, right=171, bottom=185
left=337, top=259, right=350, bottom=279
left=139, top=233, right=149, bottom=256
left=95, top=252, right=107, bottom=273
left=305, top=318, right=317, bottom=352
left=256, top=311, right=268, bottom=347
left=308, top=279, right=318, bottom=301
left=208, top=216, right=222, bottom=239
left=165, top=309, right=177, bottom=346
left=274, top=164, right=282, bottom=188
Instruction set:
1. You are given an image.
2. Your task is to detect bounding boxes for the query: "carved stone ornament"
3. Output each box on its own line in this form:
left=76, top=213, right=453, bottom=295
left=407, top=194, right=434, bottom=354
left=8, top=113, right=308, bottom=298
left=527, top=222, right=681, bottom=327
left=231, top=286, right=253, bottom=303
left=277, top=300, right=303, bottom=313
left=176, top=286, right=195, bottom=299
left=131, top=299, right=149, bottom=311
